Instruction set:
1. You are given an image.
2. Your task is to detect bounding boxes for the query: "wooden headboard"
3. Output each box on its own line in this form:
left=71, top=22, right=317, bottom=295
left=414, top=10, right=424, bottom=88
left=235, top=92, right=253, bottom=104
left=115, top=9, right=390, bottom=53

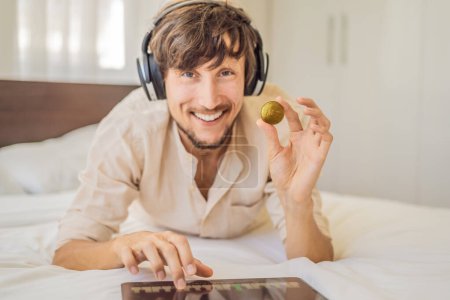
left=0, top=80, right=138, bottom=148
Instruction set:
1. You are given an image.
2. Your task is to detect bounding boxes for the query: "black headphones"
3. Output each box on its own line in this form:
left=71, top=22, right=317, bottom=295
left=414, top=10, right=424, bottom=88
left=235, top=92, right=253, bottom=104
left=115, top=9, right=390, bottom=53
left=136, top=0, right=269, bottom=101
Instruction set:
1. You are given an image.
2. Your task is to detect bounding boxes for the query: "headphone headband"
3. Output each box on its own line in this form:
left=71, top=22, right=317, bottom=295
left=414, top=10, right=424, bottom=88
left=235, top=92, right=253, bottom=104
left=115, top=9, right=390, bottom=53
left=154, top=0, right=226, bottom=26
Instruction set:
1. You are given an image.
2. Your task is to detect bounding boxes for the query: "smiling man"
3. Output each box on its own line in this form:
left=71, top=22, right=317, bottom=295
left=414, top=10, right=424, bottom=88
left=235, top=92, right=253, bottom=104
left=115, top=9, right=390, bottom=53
left=53, top=0, right=334, bottom=290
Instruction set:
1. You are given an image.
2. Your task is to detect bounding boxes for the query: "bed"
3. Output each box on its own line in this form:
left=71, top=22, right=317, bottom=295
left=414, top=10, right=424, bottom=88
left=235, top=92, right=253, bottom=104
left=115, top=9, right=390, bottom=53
left=1, top=80, right=450, bottom=300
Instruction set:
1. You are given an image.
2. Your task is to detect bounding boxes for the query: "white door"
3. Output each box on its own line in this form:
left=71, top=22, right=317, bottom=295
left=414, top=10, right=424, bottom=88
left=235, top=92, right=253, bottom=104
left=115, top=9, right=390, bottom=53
left=335, top=0, right=422, bottom=203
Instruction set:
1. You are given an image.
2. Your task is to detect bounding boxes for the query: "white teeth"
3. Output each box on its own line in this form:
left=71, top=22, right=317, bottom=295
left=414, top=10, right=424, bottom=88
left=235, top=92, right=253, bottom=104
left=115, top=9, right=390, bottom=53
left=193, top=111, right=224, bottom=122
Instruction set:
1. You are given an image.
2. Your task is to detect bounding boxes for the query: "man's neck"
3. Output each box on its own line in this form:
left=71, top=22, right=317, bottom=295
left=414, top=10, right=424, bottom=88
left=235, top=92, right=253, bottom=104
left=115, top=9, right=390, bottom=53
left=178, top=130, right=230, bottom=163
left=178, top=130, right=231, bottom=200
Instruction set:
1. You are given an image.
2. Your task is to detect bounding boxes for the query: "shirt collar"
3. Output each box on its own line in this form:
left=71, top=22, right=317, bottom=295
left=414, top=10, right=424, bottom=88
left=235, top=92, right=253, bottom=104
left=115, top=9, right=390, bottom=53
left=171, top=119, right=198, bottom=179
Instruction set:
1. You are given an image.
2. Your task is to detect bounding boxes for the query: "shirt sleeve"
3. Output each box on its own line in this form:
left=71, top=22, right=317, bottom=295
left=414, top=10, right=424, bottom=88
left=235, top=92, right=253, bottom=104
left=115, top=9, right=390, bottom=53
left=264, top=181, right=331, bottom=242
left=55, top=115, right=144, bottom=249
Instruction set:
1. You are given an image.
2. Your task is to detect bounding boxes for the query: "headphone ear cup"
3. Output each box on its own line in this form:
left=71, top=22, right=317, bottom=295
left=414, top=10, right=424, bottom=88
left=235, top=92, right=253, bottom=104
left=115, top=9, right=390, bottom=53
left=143, top=52, right=151, bottom=83
left=138, top=31, right=166, bottom=100
left=148, top=53, right=166, bottom=99
left=244, top=58, right=258, bottom=96
left=245, top=31, right=268, bottom=96
left=255, top=51, right=269, bottom=96
left=141, top=32, right=152, bottom=84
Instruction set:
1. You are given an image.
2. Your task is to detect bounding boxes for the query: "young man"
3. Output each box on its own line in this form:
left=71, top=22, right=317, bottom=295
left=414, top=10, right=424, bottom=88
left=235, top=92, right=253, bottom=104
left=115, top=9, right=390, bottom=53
left=53, top=0, right=334, bottom=290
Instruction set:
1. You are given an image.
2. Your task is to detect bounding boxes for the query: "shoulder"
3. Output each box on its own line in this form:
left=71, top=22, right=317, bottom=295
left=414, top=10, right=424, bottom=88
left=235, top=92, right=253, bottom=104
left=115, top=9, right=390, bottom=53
left=89, top=88, right=171, bottom=159
left=97, top=88, right=171, bottom=137
left=105, top=88, right=170, bottom=127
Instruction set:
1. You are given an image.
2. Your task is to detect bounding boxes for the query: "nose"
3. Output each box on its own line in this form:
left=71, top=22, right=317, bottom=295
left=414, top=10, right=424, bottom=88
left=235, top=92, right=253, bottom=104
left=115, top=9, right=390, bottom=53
left=197, top=76, right=220, bottom=110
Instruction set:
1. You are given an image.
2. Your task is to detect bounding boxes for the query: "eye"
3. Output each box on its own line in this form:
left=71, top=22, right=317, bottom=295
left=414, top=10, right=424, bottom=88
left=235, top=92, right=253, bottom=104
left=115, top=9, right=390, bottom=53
left=220, top=70, right=235, bottom=77
left=181, top=71, right=195, bottom=78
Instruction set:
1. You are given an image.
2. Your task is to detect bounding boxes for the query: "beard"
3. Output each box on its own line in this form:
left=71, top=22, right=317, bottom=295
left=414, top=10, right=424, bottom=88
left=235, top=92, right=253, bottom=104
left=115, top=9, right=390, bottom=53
left=175, top=119, right=236, bottom=150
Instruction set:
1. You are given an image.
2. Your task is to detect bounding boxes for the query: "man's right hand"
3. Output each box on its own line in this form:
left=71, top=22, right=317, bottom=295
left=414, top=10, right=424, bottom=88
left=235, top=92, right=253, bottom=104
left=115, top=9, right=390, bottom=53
left=112, top=231, right=213, bottom=290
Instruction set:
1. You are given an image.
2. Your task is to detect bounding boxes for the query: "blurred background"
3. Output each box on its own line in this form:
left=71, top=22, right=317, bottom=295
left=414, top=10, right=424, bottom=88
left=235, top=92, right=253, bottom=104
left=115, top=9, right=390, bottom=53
left=0, top=0, right=449, bottom=207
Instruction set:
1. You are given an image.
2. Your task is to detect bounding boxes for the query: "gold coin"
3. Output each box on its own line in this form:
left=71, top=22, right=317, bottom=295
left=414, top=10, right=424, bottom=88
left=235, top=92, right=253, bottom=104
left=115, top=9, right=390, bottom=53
left=261, top=101, right=284, bottom=125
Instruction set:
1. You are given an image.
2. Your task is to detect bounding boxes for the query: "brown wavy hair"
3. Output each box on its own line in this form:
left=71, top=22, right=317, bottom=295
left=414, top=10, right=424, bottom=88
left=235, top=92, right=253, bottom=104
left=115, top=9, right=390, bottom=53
left=149, top=1, right=259, bottom=87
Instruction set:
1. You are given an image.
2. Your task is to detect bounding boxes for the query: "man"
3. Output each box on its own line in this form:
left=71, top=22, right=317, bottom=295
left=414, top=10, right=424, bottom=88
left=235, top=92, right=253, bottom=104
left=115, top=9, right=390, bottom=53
left=53, top=0, right=334, bottom=290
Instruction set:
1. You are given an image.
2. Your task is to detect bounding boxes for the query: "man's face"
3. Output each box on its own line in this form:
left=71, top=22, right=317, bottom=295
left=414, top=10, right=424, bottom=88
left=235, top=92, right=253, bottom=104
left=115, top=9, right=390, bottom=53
left=165, top=55, right=245, bottom=149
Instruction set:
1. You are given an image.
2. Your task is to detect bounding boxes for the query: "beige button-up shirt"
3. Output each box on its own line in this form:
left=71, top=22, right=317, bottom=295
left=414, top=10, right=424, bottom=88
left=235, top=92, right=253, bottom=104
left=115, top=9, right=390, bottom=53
left=56, top=83, right=330, bottom=249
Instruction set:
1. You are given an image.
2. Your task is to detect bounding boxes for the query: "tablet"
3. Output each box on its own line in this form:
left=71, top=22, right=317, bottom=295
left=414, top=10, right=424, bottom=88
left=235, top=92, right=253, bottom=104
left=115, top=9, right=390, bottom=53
left=121, top=277, right=327, bottom=300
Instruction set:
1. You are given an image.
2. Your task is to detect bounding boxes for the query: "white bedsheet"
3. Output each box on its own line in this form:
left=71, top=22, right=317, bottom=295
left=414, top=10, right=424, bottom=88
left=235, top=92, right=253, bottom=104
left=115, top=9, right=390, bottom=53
left=1, top=191, right=449, bottom=300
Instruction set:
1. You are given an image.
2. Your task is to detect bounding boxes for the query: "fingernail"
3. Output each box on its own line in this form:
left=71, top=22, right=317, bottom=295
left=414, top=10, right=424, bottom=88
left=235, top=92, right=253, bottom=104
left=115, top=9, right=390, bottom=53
left=186, top=264, right=196, bottom=275
left=130, top=266, right=138, bottom=275
left=157, top=271, right=165, bottom=280
left=176, top=278, right=186, bottom=290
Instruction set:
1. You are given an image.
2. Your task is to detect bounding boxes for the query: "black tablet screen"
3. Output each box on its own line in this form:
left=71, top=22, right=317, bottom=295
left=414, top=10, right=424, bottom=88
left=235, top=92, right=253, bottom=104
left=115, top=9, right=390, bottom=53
left=121, top=277, right=326, bottom=300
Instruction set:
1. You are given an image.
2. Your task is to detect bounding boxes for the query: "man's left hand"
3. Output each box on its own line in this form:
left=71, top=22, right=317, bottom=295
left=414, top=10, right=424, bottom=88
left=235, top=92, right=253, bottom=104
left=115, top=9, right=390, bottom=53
left=256, top=96, right=333, bottom=207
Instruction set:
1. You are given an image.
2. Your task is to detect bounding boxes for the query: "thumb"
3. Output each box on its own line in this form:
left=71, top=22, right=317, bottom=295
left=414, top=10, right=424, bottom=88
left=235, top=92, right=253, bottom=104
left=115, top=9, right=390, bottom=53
left=256, top=119, right=283, bottom=157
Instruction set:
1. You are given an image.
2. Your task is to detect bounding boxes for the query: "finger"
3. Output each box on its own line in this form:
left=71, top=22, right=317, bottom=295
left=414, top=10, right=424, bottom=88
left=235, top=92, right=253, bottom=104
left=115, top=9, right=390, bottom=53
left=256, top=119, right=283, bottom=157
left=164, top=233, right=196, bottom=276
left=120, top=248, right=139, bottom=275
left=297, top=97, right=319, bottom=108
left=193, top=258, right=214, bottom=277
left=154, top=237, right=186, bottom=290
left=298, top=97, right=331, bottom=129
left=319, top=132, right=333, bottom=154
left=313, top=132, right=322, bottom=147
left=304, top=107, right=330, bottom=129
left=303, top=107, right=322, bottom=119
left=304, top=116, right=317, bottom=132
left=309, top=123, right=328, bottom=134
left=303, top=119, right=321, bottom=147
left=132, top=249, right=146, bottom=262
left=141, top=243, right=166, bottom=280
left=277, top=97, right=303, bottom=132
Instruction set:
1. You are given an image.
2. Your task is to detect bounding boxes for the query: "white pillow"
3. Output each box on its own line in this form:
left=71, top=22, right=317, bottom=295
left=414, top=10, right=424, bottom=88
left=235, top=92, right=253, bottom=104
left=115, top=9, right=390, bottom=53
left=0, top=166, right=26, bottom=194
left=0, top=124, right=97, bottom=194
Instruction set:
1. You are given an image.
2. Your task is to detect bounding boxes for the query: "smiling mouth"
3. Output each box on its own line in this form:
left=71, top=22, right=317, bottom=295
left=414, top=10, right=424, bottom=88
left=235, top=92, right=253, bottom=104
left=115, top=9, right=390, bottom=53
left=192, top=110, right=226, bottom=122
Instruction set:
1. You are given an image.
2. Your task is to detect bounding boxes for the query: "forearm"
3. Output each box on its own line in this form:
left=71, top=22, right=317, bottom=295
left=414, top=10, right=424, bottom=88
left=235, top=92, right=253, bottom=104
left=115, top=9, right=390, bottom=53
left=52, top=239, right=122, bottom=271
left=284, top=198, right=334, bottom=262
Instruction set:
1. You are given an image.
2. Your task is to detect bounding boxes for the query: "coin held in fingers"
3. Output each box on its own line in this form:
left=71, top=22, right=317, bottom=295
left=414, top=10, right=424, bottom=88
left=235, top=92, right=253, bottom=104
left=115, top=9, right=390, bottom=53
left=261, top=101, right=284, bottom=125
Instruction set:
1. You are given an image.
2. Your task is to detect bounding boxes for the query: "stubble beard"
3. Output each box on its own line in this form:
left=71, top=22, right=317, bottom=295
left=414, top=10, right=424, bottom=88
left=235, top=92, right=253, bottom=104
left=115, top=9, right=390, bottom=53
left=175, top=119, right=236, bottom=150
